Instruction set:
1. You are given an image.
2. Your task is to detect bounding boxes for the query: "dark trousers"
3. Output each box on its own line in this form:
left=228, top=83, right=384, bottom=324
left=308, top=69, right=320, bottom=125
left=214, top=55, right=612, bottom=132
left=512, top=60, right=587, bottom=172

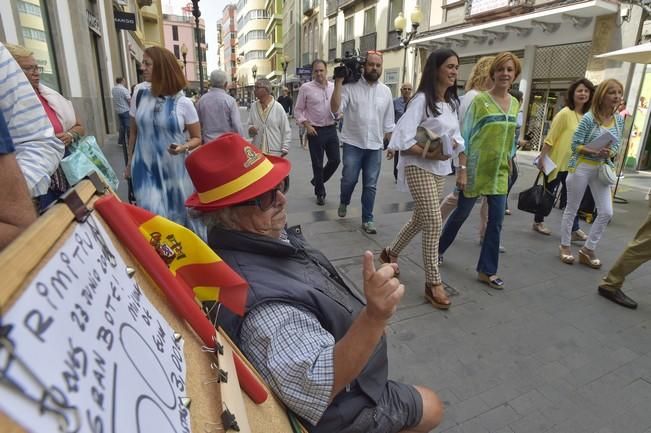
left=117, top=111, right=130, bottom=145
left=308, top=125, right=340, bottom=197
left=534, top=171, right=579, bottom=231
left=506, top=157, right=518, bottom=210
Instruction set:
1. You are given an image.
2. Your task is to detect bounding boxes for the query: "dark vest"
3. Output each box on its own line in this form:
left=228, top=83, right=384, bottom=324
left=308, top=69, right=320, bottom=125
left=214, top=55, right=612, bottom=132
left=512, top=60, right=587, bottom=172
left=210, top=225, right=388, bottom=432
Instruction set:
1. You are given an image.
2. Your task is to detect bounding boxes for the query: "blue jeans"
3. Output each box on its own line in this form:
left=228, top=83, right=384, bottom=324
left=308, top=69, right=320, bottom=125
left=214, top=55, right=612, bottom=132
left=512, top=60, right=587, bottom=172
left=340, top=143, right=382, bottom=223
left=117, top=111, right=130, bottom=145
left=439, top=192, right=507, bottom=276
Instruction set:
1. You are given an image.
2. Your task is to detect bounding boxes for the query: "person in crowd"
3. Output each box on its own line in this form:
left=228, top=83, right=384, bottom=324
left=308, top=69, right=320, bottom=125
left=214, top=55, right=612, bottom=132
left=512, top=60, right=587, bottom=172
left=294, top=59, right=340, bottom=206
left=598, top=189, right=650, bottom=309
left=125, top=46, right=204, bottom=235
left=331, top=50, right=395, bottom=234
left=184, top=133, right=444, bottom=433
left=533, top=78, right=594, bottom=237
left=0, top=95, right=37, bottom=250
left=196, top=69, right=245, bottom=142
left=112, top=77, right=131, bottom=147
left=439, top=56, right=494, bottom=246
left=247, top=78, right=291, bottom=158
left=7, top=43, right=83, bottom=211
left=277, top=87, right=293, bottom=116
left=389, top=82, right=413, bottom=181
left=559, top=79, right=624, bottom=267
left=383, top=49, right=463, bottom=310
left=439, top=52, right=521, bottom=290
left=0, top=43, right=62, bottom=206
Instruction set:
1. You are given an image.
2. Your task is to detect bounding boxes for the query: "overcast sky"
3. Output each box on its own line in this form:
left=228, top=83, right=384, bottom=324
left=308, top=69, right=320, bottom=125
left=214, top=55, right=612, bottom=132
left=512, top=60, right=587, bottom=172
left=162, top=0, right=229, bottom=71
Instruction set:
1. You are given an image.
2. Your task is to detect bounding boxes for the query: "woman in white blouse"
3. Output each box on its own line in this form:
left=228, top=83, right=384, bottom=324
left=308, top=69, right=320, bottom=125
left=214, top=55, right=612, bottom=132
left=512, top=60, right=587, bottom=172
left=381, top=49, right=465, bottom=310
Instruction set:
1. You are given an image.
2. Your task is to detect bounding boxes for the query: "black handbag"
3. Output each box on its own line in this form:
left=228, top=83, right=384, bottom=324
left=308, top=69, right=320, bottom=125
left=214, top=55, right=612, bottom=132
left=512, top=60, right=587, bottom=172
left=518, top=173, right=554, bottom=216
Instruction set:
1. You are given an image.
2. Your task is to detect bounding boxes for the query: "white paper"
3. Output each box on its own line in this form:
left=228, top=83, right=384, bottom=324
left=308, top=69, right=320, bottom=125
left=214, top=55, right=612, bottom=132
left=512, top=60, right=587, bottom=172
left=0, top=214, right=191, bottom=433
left=533, top=155, right=557, bottom=176
left=585, top=129, right=618, bottom=150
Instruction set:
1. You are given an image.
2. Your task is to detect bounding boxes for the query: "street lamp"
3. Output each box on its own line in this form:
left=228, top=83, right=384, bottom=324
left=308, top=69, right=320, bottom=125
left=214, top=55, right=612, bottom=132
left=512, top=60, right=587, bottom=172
left=280, top=55, right=289, bottom=86
left=190, top=0, right=205, bottom=94
left=181, top=43, right=188, bottom=80
left=394, top=5, right=423, bottom=83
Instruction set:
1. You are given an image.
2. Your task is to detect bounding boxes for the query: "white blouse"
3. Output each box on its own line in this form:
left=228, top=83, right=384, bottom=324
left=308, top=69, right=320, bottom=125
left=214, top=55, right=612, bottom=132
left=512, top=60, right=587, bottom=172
left=388, top=92, right=464, bottom=191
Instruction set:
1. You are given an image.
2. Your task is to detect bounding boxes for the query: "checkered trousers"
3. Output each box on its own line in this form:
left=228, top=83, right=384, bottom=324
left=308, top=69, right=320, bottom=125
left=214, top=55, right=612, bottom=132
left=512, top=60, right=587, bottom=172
left=390, top=165, right=445, bottom=285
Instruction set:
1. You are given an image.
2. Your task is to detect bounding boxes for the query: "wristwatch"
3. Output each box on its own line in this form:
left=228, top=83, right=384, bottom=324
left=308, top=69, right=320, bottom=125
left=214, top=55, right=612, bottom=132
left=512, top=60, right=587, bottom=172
left=458, top=165, right=467, bottom=170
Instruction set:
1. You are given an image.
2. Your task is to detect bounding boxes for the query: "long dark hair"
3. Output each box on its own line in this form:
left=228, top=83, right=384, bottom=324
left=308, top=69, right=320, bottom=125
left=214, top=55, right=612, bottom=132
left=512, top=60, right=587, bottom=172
left=413, top=48, right=460, bottom=117
left=566, top=78, right=595, bottom=114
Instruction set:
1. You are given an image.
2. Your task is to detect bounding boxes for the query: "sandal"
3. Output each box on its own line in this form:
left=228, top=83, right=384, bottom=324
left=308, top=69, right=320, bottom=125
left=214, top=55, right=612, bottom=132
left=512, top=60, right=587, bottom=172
left=379, top=247, right=400, bottom=276
left=425, top=284, right=451, bottom=310
left=578, top=247, right=601, bottom=269
left=478, top=272, right=505, bottom=290
left=559, top=245, right=575, bottom=265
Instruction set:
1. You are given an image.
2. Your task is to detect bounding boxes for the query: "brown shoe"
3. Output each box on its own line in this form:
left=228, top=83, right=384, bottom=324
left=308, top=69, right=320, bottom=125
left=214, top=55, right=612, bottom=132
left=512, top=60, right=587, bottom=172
left=379, top=247, right=400, bottom=276
left=532, top=222, right=551, bottom=235
left=425, top=283, right=451, bottom=310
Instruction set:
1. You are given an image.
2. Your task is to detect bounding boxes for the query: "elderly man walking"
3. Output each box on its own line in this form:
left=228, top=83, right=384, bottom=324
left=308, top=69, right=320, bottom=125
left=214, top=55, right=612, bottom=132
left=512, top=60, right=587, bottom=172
left=184, top=133, right=444, bottom=433
left=196, top=69, right=245, bottom=142
left=112, top=77, right=131, bottom=146
left=247, top=78, right=291, bottom=157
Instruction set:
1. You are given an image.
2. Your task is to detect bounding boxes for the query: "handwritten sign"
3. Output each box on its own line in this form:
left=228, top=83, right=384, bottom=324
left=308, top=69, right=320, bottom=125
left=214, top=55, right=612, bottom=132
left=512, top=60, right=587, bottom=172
left=0, top=214, right=191, bottom=433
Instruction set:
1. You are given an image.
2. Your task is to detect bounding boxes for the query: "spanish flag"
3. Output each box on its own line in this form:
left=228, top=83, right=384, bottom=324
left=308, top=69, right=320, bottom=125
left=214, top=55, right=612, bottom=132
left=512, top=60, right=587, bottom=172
left=120, top=203, right=249, bottom=315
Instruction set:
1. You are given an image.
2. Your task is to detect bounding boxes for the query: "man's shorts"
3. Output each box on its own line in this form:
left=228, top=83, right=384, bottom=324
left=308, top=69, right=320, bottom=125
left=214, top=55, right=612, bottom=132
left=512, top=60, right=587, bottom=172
left=340, top=381, right=423, bottom=433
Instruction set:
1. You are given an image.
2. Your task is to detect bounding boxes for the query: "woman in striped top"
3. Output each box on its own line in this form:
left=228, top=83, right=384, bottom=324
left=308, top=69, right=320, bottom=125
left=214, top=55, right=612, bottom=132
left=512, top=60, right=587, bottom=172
left=559, top=79, right=624, bottom=268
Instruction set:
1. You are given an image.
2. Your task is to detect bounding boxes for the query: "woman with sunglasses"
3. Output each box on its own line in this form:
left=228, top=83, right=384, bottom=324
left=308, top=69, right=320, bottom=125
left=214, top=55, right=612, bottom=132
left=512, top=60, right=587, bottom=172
left=382, top=48, right=464, bottom=310
left=126, top=46, right=204, bottom=237
left=6, top=43, right=84, bottom=211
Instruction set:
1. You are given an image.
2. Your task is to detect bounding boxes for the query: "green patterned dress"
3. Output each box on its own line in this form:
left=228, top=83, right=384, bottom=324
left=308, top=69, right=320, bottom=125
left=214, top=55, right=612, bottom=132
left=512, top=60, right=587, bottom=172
left=461, top=91, right=520, bottom=198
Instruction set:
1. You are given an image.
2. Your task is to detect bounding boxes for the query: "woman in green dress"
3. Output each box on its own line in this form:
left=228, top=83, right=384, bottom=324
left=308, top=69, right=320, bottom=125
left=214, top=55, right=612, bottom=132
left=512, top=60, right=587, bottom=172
left=438, top=52, right=521, bottom=290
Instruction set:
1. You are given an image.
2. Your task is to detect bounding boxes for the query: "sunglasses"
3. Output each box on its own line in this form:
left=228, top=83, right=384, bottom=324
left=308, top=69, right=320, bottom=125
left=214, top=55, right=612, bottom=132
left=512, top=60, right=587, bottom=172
left=234, top=177, right=290, bottom=211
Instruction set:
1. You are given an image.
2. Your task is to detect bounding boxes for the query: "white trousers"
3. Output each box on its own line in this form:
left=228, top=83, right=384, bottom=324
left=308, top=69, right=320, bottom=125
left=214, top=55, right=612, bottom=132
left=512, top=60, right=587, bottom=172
left=560, top=164, right=613, bottom=250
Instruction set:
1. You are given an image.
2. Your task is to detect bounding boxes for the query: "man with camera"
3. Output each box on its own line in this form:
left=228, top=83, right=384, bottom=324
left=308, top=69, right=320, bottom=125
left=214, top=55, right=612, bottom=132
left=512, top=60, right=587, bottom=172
left=330, top=51, right=395, bottom=234
left=295, top=59, right=340, bottom=206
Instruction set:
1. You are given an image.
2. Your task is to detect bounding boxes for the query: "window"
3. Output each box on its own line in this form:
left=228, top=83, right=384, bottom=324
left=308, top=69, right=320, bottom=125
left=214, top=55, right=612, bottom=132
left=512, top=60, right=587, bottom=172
left=17, top=1, right=42, bottom=16
left=172, top=25, right=178, bottom=41
left=245, top=50, right=266, bottom=61
left=344, top=16, right=354, bottom=40
left=290, top=9, right=293, bottom=24
left=22, top=27, right=46, bottom=42
left=245, top=30, right=266, bottom=43
left=173, top=44, right=180, bottom=58
left=329, top=24, right=336, bottom=49
left=364, top=7, right=376, bottom=34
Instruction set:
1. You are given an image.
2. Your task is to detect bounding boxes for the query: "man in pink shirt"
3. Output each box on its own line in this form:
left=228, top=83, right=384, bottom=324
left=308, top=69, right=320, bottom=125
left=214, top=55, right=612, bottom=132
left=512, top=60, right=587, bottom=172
left=295, top=59, right=340, bottom=206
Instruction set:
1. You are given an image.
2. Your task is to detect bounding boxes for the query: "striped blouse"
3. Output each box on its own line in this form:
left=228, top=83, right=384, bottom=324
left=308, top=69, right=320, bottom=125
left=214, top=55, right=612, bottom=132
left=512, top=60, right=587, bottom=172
left=0, top=43, right=63, bottom=197
left=569, top=111, right=624, bottom=170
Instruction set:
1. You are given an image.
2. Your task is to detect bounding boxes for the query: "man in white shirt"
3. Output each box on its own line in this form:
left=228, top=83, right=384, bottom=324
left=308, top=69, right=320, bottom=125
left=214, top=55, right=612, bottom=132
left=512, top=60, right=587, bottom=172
left=111, top=77, right=131, bottom=146
left=331, top=51, right=395, bottom=234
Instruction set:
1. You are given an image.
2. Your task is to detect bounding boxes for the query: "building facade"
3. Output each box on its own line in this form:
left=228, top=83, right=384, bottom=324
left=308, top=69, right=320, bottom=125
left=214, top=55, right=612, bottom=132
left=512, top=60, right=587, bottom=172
left=218, top=4, right=239, bottom=96
left=237, top=0, right=272, bottom=103
left=0, top=0, right=165, bottom=144
left=265, top=0, right=285, bottom=86
left=162, top=11, right=207, bottom=91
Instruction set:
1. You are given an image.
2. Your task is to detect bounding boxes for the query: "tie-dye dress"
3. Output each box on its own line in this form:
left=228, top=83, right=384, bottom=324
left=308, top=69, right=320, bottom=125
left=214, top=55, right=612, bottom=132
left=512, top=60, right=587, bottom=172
left=132, top=87, right=205, bottom=237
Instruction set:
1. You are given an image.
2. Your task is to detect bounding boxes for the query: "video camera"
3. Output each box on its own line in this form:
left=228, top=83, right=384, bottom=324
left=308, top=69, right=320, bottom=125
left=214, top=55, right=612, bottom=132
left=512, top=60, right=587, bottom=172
left=333, top=50, right=366, bottom=84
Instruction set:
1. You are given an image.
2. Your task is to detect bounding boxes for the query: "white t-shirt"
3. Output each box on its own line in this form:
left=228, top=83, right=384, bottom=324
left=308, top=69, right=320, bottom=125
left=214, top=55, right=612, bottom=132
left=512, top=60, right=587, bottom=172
left=129, top=82, right=199, bottom=127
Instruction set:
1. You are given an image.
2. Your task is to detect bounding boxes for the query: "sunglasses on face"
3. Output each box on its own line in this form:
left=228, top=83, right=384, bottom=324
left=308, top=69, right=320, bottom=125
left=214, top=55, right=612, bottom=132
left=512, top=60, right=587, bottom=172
left=234, top=177, right=290, bottom=211
left=22, top=65, right=43, bottom=74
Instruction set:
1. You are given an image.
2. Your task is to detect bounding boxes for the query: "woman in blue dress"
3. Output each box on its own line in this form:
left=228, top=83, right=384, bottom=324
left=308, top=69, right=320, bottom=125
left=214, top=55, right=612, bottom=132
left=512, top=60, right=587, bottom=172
left=126, top=46, right=204, bottom=237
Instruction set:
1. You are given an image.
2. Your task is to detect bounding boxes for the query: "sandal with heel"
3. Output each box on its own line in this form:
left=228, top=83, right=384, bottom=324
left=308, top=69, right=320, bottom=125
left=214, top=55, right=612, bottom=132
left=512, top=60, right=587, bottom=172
left=425, top=284, right=451, bottom=310
left=379, top=247, right=400, bottom=276
left=478, top=272, right=505, bottom=290
left=578, top=248, right=601, bottom=269
left=559, top=245, right=575, bottom=265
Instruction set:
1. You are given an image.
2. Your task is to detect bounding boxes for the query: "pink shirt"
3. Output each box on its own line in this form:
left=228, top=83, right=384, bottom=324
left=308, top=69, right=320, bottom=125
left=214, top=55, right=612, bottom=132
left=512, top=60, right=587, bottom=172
left=294, top=80, right=336, bottom=127
left=37, top=93, right=63, bottom=134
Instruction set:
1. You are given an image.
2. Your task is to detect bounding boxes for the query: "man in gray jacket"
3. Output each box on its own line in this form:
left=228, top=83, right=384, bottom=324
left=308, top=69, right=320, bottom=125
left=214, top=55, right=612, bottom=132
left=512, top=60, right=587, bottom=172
left=185, top=133, right=443, bottom=433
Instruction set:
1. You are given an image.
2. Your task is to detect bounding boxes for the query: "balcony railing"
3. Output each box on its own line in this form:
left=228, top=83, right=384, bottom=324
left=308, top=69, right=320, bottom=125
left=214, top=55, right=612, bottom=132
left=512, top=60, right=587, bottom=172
left=464, top=0, right=534, bottom=20
left=359, top=33, right=376, bottom=54
left=341, top=39, right=355, bottom=57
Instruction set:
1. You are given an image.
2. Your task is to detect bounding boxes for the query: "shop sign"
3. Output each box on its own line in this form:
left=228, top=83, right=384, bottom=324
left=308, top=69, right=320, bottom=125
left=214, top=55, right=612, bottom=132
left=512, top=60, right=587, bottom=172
left=114, top=11, right=137, bottom=31
left=384, top=69, right=399, bottom=84
left=468, top=0, right=510, bottom=16
left=296, top=67, right=312, bottom=75
left=87, top=10, right=102, bottom=36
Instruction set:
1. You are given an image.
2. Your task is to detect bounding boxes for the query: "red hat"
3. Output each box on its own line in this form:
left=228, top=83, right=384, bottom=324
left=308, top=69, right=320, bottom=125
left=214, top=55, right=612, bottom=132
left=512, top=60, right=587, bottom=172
left=185, top=133, right=291, bottom=211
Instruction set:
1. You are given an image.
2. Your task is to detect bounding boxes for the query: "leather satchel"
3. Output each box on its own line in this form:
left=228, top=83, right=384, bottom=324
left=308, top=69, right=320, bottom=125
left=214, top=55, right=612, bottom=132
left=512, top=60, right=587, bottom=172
left=414, top=126, right=442, bottom=158
left=518, top=173, right=554, bottom=216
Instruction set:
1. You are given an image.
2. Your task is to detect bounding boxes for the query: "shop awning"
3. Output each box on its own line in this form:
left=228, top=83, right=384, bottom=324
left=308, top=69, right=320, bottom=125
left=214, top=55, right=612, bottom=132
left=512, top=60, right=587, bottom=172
left=595, top=43, right=651, bottom=64
left=412, top=0, right=618, bottom=48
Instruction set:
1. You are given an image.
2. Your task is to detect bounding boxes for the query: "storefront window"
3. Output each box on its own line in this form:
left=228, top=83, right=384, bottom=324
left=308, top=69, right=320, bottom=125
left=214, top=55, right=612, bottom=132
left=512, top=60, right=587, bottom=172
left=16, top=0, right=60, bottom=91
left=626, top=66, right=651, bottom=170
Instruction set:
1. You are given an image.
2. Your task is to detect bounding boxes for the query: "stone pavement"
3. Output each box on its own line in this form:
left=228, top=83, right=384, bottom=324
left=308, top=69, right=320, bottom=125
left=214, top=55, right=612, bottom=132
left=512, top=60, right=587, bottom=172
left=103, top=111, right=651, bottom=433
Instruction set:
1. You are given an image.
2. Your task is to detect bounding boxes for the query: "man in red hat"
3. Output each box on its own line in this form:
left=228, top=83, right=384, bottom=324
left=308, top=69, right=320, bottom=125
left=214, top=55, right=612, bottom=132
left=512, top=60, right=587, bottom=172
left=185, top=133, right=443, bottom=433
